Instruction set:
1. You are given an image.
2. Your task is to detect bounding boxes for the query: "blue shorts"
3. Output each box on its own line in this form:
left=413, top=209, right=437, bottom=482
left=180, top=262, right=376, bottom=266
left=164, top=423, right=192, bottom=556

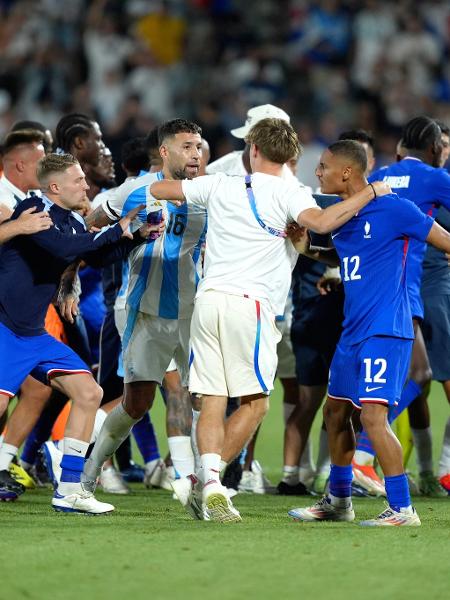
left=0, top=321, right=91, bottom=397
left=328, top=336, right=413, bottom=410
left=422, top=295, right=450, bottom=381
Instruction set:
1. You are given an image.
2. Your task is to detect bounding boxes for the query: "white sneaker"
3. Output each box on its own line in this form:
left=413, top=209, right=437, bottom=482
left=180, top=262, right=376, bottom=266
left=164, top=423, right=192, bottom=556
left=203, top=480, right=242, bottom=523
left=144, top=459, right=166, bottom=489
left=99, top=466, right=129, bottom=495
left=52, top=490, right=115, bottom=515
left=360, top=505, right=421, bottom=527
left=159, top=465, right=176, bottom=491
left=288, top=496, right=355, bottom=522
left=238, top=460, right=275, bottom=495
left=43, top=441, right=63, bottom=489
left=171, top=476, right=205, bottom=520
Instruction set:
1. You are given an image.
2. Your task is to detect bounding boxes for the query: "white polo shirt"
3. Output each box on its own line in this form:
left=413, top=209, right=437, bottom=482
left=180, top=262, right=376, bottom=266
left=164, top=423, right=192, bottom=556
left=182, top=172, right=317, bottom=315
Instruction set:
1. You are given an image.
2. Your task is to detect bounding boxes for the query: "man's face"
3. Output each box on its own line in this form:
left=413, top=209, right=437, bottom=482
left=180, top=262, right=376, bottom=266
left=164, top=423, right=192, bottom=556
left=440, top=133, right=450, bottom=167
left=161, top=132, right=202, bottom=180
left=315, top=149, right=349, bottom=194
left=55, top=164, right=89, bottom=210
left=81, top=122, right=105, bottom=167
left=22, top=142, right=46, bottom=189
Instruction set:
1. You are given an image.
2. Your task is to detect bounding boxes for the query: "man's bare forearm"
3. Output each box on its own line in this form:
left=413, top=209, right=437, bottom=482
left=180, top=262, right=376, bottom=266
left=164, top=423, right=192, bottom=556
left=85, top=205, right=113, bottom=229
left=304, top=246, right=340, bottom=267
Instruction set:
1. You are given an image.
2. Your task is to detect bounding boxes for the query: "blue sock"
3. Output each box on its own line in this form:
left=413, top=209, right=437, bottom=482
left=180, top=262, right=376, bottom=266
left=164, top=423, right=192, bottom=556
left=329, top=464, right=353, bottom=498
left=60, top=454, right=84, bottom=484
left=388, top=379, right=421, bottom=423
left=385, top=473, right=411, bottom=511
left=132, top=413, right=160, bottom=463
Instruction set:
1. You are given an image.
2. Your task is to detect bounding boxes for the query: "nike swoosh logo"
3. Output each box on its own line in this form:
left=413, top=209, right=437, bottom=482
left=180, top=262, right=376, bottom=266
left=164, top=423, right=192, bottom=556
left=331, top=232, right=340, bottom=239
left=365, top=386, right=383, bottom=393
left=69, top=448, right=83, bottom=454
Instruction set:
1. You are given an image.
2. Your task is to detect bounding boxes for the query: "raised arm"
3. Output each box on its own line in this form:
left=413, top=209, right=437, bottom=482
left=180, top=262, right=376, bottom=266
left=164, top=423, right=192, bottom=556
left=150, top=180, right=185, bottom=205
left=0, top=208, right=53, bottom=244
left=84, top=204, right=115, bottom=228
left=298, top=181, right=390, bottom=234
left=426, top=221, right=450, bottom=254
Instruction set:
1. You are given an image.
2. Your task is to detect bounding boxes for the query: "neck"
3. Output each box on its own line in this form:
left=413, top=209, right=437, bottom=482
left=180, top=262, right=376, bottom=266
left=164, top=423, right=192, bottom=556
left=44, top=192, right=66, bottom=209
left=340, top=177, right=368, bottom=201
left=162, top=166, right=173, bottom=180
left=242, top=150, right=251, bottom=174
left=3, top=171, right=28, bottom=194
left=252, top=157, right=284, bottom=177
left=404, top=149, right=426, bottom=162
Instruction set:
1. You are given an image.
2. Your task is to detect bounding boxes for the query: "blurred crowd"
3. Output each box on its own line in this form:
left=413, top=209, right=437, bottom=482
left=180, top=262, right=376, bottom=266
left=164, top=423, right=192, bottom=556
left=0, top=0, right=449, bottom=186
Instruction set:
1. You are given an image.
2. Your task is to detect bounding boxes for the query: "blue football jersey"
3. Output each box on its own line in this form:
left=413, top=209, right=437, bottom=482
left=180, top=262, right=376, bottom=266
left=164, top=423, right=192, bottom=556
left=370, top=159, right=450, bottom=318
left=331, top=193, right=433, bottom=345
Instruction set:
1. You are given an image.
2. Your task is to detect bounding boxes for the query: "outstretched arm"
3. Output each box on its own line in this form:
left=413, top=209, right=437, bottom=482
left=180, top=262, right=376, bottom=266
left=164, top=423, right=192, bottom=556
left=150, top=180, right=185, bottom=205
left=426, top=221, right=450, bottom=253
left=298, top=181, right=390, bottom=234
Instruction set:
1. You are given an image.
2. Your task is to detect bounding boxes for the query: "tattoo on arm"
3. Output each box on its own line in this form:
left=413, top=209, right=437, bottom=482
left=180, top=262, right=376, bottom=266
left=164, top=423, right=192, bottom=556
left=85, top=205, right=113, bottom=229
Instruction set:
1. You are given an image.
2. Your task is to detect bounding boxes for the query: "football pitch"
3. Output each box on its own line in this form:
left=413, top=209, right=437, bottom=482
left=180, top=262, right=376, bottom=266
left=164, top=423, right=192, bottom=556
left=1, top=382, right=449, bottom=600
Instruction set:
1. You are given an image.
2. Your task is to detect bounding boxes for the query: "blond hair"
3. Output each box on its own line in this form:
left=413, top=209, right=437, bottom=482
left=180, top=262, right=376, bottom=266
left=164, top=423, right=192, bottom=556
left=245, top=118, right=301, bottom=164
left=37, top=153, right=79, bottom=186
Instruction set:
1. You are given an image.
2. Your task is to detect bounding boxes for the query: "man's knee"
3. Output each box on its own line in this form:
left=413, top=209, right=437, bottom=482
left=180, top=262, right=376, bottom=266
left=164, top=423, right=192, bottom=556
left=410, top=365, right=432, bottom=389
left=360, top=404, right=387, bottom=433
left=78, top=381, right=103, bottom=409
left=123, top=381, right=155, bottom=419
left=323, top=399, right=351, bottom=428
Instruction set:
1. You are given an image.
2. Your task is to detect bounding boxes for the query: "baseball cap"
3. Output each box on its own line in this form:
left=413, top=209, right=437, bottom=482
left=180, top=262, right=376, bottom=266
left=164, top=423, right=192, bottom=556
left=231, top=104, right=291, bottom=139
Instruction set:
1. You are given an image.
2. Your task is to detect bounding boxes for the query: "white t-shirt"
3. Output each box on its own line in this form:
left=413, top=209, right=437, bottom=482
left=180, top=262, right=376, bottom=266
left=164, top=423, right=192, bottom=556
left=182, top=172, right=317, bottom=315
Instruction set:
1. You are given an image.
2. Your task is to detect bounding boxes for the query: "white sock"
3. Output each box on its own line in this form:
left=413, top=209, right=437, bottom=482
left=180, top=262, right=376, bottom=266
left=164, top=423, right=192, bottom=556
left=191, top=410, right=201, bottom=470
left=168, top=436, right=195, bottom=477
left=438, top=417, right=450, bottom=476
left=89, top=408, right=108, bottom=444
left=329, top=492, right=352, bottom=508
left=283, top=402, right=296, bottom=424
left=0, top=443, right=18, bottom=470
left=145, top=457, right=160, bottom=473
left=316, top=428, right=331, bottom=473
left=353, top=449, right=375, bottom=466
left=282, top=465, right=299, bottom=485
left=199, top=453, right=221, bottom=484
left=219, top=459, right=228, bottom=473
left=411, top=427, right=433, bottom=474
left=58, top=437, right=89, bottom=496
left=83, top=403, right=139, bottom=483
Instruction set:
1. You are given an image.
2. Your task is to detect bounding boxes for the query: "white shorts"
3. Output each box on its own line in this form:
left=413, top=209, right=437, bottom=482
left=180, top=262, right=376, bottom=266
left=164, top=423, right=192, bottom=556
left=276, top=317, right=296, bottom=379
left=120, top=307, right=190, bottom=386
left=189, top=290, right=281, bottom=397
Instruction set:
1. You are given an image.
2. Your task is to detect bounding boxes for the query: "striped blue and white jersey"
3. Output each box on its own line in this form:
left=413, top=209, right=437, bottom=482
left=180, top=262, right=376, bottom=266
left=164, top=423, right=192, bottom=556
left=103, top=171, right=207, bottom=319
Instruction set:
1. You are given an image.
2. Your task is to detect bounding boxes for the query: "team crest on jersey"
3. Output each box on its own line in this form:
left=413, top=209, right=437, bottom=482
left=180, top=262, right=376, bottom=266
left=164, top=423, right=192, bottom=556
left=364, top=221, right=371, bottom=239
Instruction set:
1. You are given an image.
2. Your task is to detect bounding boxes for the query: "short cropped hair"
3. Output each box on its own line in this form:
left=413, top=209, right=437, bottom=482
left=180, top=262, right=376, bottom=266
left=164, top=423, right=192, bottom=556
left=37, top=153, right=79, bottom=186
left=158, top=119, right=202, bottom=145
left=338, top=128, right=374, bottom=150
left=327, top=140, right=367, bottom=173
left=121, top=137, right=149, bottom=175
left=402, top=116, right=441, bottom=151
left=245, top=118, right=301, bottom=165
left=435, top=119, right=450, bottom=137
left=2, top=129, right=45, bottom=155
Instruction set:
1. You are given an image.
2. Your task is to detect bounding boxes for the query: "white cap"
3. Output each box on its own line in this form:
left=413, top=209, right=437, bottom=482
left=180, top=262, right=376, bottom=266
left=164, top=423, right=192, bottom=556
left=231, top=104, right=291, bottom=139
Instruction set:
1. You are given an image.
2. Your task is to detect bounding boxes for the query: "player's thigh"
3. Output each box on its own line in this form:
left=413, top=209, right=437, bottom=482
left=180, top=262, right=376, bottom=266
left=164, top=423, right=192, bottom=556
left=220, top=294, right=281, bottom=398
left=357, top=336, right=413, bottom=408
left=189, top=292, right=227, bottom=396
left=276, top=319, right=296, bottom=380
left=328, top=339, right=359, bottom=409
left=123, top=310, right=179, bottom=385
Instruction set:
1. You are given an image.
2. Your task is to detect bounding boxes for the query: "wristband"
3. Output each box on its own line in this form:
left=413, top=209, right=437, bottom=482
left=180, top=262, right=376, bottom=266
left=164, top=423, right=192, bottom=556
left=369, top=183, right=377, bottom=199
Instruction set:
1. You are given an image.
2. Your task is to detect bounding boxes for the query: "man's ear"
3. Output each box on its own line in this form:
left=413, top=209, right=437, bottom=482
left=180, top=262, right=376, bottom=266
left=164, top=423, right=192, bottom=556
left=251, top=143, right=258, bottom=159
left=48, top=181, right=59, bottom=194
left=342, top=166, right=351, bottom=181
left=16, top=159, right=25, bottom=174
left=73, top=135, right=85, bottom=151
left=159, top=144, right=169, bottom=160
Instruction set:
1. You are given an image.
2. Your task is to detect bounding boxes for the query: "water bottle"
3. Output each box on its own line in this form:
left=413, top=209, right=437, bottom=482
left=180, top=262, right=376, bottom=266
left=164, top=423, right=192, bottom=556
left=146, top=207, right=163, bottom=241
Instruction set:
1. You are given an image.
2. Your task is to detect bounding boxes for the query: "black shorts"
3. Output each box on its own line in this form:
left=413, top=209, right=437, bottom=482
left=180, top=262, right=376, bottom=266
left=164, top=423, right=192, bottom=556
left=291, top=292, right=344, bottom=386
left=97, top=310, right=123, bottom=403
left=421, top=294, right=450, bottom=382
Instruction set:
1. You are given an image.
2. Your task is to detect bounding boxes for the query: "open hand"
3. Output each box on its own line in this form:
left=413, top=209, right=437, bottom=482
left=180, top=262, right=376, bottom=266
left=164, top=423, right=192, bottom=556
left=119, top=204, right=145, bottom=239
left=17, top=207, right=53, bottom=234
left=286, top=222, right=310, bottom=254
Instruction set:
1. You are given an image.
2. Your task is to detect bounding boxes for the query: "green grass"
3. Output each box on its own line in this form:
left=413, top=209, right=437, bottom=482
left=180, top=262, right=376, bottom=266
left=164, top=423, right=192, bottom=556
left=1, top=382, right=449, bottom=600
